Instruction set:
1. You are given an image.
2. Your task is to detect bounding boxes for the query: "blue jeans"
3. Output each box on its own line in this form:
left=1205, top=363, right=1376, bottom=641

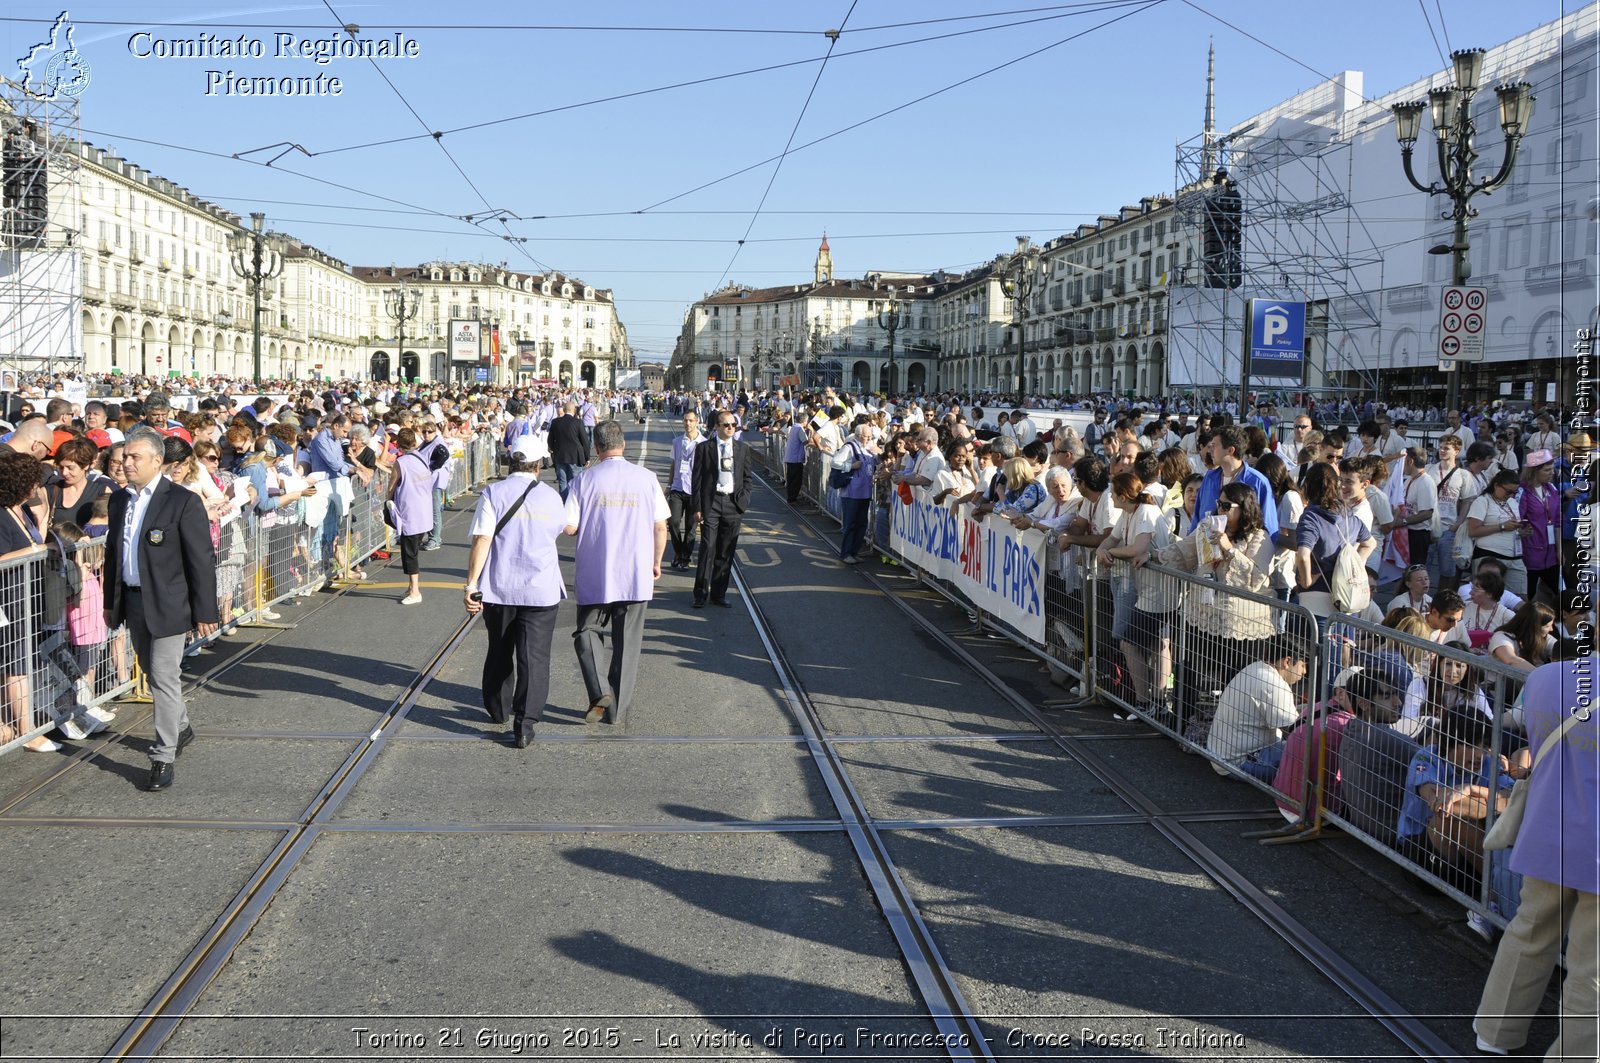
left=556, top=463, right=581, bottom=500
left=427, top=487, right=444, bottom=547
left=840, top=496, right=869, bottom=558
left=1427, top=530, right=1457, bottom=589
left=1239, top=742, right=1285, bottom=782
left=319, top=487, right=347, bottom=572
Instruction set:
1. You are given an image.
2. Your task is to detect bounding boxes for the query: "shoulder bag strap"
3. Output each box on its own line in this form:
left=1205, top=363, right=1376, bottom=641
left=492, top=479, right=541, bottom=539
left=1529, top=711, right=1584, bottom=774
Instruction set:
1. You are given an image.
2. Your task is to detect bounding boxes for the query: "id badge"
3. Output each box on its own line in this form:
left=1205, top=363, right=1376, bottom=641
left=1548, top=524, right=1557, bottom=547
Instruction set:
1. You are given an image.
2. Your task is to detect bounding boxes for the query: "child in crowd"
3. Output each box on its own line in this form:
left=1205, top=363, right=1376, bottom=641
left=83, top=494, right=110, bottom=539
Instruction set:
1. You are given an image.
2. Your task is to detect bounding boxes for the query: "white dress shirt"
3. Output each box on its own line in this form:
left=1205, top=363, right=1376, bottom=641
left=121, top=479, right=161, bottom=587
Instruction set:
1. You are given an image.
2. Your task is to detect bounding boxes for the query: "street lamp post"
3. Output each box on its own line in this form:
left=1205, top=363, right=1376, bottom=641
left=998, top=236, right=1041, bottom=400
left=875, top=288, right=908, bottom=397
left=1389, top=49, right=1533, bottom=415
left=213, top=310, right=233, bottom=379
left=227, top=212, right=285, bottom=388
left=809, top=317, right=825, bottom=390
left=384, top=287, right=422, bottom=385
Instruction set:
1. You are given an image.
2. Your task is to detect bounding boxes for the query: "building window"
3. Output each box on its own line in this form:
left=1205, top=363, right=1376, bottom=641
left=1502, top=217, right=1530, bottom=269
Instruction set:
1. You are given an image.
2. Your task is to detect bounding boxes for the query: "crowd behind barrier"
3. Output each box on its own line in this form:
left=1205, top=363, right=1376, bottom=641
left=0, top=427, right=504, bottom=757
left=758, top=426, right=1549, bottom=933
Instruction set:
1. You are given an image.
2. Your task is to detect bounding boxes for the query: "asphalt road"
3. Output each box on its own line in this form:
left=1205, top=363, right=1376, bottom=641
left=0, top=419, right=1554, bottom=1061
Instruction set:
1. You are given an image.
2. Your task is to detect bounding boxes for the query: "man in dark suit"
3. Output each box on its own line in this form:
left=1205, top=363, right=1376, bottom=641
left=691, top=411, right=752, bottom=608
left=547, top=401, right=589, bottom=500
left=104, top=428, right=219, bottom=791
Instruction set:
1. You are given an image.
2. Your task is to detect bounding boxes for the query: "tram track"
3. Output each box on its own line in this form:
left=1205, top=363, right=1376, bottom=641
left=0, top=500, right=480, bottom=820
left=742, top=454, right=1466, bottom=1063
left=101, top=609, right=480, bottom=1062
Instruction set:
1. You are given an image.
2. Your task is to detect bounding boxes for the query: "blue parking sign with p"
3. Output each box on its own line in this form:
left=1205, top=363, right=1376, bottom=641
left=1247, top=299, right=1306, bottom=381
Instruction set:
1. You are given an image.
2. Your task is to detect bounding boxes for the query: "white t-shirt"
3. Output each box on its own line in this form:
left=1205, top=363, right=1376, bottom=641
left=1428, top=463, right=1470, bottom=528
left=1404, top=472, right=1439, bottom=535
left=1455, top=583, right=1523, bottom=613
left=1465, top=493, right=1522, bottom=558
left=1387, top=591, right=1433, bottom=615
left=1363, top=487, right=1393, bottom=573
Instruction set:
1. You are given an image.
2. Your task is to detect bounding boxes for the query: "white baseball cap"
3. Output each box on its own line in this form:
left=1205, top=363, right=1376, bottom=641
left=511, top=432, right=550, bottom=463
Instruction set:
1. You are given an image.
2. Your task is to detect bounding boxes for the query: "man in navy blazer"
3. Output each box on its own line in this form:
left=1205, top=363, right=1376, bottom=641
left=104, top=428, right=219, bottom=791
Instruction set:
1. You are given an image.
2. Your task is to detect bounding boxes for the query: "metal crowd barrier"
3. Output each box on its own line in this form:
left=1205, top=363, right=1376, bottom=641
left=0, top=538, right=135, bottom=754
left=0, top=444, right=499, bottom=758
left=763, top=439, right=1537, bottom=928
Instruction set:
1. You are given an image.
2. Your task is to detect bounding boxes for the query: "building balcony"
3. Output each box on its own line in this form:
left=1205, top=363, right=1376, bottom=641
left=183, top=264, right=196, bottom=278
left=157, top=257, right=172, bottom=272
left=1094, top=326, right=1116, bottom=343
left=129, top=250, right=144, bottom=265
left=170, top=305, right=188, bottom=320
left=138, top=299, right=160, bottom=316
left=110, top=294, right=135, bottom=312
left=96, top=239, right=112, bottom=256
left=1526, top=259, right=1589, bottom=291
left=1386, top=284, right=1432, bottom=311
left=1112, top=279, right=1127, bottom=296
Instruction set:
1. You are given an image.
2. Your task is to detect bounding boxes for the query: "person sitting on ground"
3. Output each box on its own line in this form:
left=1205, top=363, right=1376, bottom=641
left=1272, top=663, right=1406, bottom=822
left=1487, top=600, right=1556, bottom=673
left=1206, top=632, right=1311, bottom=783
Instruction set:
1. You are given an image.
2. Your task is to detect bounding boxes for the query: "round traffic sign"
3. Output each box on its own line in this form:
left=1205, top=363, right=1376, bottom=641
left=1441, top=336, right=1461, bottom=357
left=1444, top=289, right=1465, bottom=310
left=1465, top=289, right=1486, bottom=311
left=1464, top=313, right=1484, bottom=334
left=1443, top=312, right=1462, bottom=332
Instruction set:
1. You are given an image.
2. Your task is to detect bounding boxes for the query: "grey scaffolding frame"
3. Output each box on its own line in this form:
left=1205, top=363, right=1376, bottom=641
left=0, top=77, right=83, bottom=382
left=1167, top=123, right=1387, bottom=408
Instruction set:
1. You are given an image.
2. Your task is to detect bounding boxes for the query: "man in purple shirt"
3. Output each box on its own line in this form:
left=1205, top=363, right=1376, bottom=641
left=667, top=410, right=703, bottom=570
left=564, top=420, right=669, bottom=726
left=464, top=433, right=567, bottom=748
left=1474, top=652, right=1598, bottom=1059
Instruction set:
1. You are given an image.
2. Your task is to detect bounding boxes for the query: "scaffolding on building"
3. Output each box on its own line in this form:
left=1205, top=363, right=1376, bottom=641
left=1167, top=123, right=1386, bottom=408
left=0, top=76, right=83, bottom=382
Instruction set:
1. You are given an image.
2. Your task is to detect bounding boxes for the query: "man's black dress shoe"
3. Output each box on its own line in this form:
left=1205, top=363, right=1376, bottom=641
left=176, top=726, right=195, bottom=756
left=692, top=599, right=706, bottom=609
left=145, top=762, right=174, bottom=791
left=713, top=598, right=732, bottom=608
left=506, top=730, right=533, bottom=749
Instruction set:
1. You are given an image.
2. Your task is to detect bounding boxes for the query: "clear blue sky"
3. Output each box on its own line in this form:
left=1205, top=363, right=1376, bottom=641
left=4, top=2, right=1587, bottom=359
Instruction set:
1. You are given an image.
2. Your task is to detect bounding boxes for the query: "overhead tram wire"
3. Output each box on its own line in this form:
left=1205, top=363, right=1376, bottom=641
left=712, top=0, right=860, bottom=291
left=0, top=4, right=1133, bottom=36
left=633, top=0, right=1165, bottom=215
left=315, top=0, right=559, bottom=276
left=1433, top=0, right=1454, bottom=53
left=309, top=0, right=1151, bottom=156
left=1415, top=0, right=1449, bottom=69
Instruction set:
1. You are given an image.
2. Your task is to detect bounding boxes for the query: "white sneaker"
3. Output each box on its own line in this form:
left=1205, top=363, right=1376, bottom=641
left=401, top=593, right=422, bottom=605
left=259, top=608, right=282, bottom=621
left=56, top=716, right=89, bottom=740
left=1466, top=910, right=1496, bottom=942
left=1471, top=1022, right=1508, bottom=1056
left=23, top=736, right=60, bottom=753
left=85, top=705, right=116, bottom=724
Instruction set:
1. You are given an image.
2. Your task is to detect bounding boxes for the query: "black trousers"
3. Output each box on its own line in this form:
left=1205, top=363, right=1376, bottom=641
left=695, top=493, right=743, bottom=604
left=785, top=462, right=804, bottom=503
left=667, top=489, right=696, bottom=565
left=481, top=602, right=558, bottom=730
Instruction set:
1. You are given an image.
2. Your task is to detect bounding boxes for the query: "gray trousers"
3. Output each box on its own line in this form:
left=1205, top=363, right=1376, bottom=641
left=126, top=591, right=188, bottom=764
left=573, top=600, right=647, bottom=726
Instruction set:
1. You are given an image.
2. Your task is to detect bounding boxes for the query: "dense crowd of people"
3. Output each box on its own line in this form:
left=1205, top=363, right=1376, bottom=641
left=0, top=374, right=648, bottom=762
left=729, top=382, right=1592, bottom=950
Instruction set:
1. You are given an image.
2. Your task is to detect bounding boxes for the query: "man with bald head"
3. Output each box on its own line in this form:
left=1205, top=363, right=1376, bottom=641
left=547, top=401, right=589, bottom=500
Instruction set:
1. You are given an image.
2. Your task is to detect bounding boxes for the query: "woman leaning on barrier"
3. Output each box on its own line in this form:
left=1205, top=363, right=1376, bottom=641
left=1155, top=481, right=1280, bottom=735
left=1486, top=601, right=1555, bottom=674
left=0, top=452, right=53, bottom=751
left=47, top=438, right=114, bottom=529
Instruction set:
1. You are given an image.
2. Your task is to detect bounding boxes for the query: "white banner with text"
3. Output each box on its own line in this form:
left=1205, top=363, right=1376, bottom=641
left=890, top=488, right=1048, bottom=642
